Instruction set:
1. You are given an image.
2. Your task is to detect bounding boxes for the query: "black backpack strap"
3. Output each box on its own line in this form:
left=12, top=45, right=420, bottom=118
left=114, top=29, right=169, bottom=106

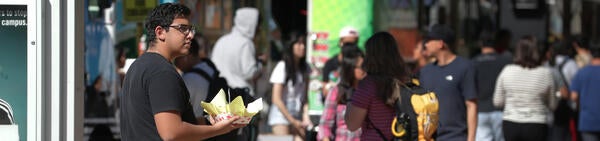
left=553, top=58, right=577, bottom=125
left=201, top=59, right=219, bottom=72
left=198, top=59, right=221, bottom=77
left=556, top=58, right=570, bottom=89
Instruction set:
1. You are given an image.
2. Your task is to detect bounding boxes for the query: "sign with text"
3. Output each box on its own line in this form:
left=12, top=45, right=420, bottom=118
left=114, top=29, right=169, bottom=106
left=123, top=0, right=157, bottom=22
left=307, top=0, right=373, bottom=116
left=0, top=5, right=27, bottom=141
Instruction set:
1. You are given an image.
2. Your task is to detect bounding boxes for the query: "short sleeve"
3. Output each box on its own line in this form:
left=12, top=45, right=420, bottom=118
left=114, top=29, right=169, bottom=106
left=270, top=61, right=286, bottom=84
left=570, top=69, right=583, bottom=93
left=461, top=62, right=478, bottom=100
left=563, top=60, right=579, bottom=85
left=148, top=70, right=188, bottom=115
left=351, top=76, right=375, bottom=109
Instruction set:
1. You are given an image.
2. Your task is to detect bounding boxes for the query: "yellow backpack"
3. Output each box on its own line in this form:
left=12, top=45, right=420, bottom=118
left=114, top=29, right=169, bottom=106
left=391, top=79, right=439, bottom=141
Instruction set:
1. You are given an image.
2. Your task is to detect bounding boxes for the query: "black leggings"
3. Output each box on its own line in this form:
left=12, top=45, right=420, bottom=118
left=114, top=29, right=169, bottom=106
left=503, top=120, right=548, bottom=141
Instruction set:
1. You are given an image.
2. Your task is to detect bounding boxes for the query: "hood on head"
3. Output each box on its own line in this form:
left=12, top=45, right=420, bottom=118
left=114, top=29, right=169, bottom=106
left=233, top=7, right=259, bottom=38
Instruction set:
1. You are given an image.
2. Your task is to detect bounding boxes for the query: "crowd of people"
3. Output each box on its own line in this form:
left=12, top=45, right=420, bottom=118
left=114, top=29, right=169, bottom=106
left=113, top=3, right=600, bottom=141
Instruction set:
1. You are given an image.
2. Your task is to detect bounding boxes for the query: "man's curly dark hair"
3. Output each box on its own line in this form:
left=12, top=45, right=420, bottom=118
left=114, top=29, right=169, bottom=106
left=145, top=3, right=191, bottom=46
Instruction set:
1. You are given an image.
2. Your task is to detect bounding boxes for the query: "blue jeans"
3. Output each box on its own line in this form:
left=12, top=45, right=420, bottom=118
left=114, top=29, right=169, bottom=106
left=476, top=111, right=504, bottom=141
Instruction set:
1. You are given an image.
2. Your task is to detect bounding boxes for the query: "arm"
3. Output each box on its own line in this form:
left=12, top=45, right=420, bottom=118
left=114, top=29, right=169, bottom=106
left=303, top=104, right=311, bottom=125
left=301, top=104, right=310, bottom=137
left=272, top=83, right=304, bottom=129
left=465, top=99, right=478, bottom=141
left=239, top=42, right=262, bottom=80
left=345, top=102, right=367, bottom=131
left=154, top=110, right=243, bottom=141
left=317, top=88, right=338, bottom=140
left=345, top=77, right=372, bottom=131
left=321, top=82, right=330, bottom=98
left=462, top=63, right=478, bottom=141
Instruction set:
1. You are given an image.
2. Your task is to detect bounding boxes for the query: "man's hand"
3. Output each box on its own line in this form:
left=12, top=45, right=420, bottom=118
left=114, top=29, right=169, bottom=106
left=212, top=116, right=246, bottom=135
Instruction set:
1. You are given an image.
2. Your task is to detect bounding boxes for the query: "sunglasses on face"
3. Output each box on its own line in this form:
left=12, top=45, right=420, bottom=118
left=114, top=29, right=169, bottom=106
left=166, top=24, right=196, bottom=35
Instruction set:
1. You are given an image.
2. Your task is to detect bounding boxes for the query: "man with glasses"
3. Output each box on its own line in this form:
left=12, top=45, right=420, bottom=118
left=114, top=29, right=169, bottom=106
left=120, top=3, right=245, bottom=141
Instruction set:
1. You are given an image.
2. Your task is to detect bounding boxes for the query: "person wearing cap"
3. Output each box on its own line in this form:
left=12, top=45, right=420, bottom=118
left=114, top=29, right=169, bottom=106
left=472, top=31, right=510, bottom=141
left=321, top=27, right=360, bottom=97
left=418, top=24, right=478, bottom=141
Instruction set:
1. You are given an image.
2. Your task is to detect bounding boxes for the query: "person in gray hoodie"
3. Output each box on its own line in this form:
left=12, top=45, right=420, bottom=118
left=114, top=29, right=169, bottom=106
left=211, top=7, right=263, bottom=96
left=210, top=7, right=262, bottom=141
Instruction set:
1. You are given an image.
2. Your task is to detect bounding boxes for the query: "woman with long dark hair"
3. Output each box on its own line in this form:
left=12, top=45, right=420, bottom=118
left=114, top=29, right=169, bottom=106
left=268, top=32, right=311, bottom=140
left=345, top=32, right=410, bottom=140
left=317, top=44, right=365, bottom=141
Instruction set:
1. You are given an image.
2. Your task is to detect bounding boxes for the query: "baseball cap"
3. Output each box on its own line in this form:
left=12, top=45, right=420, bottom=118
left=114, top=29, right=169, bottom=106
left=339, top=27, right=359, bottom=38
left=424, top=24, right=456, bottom=45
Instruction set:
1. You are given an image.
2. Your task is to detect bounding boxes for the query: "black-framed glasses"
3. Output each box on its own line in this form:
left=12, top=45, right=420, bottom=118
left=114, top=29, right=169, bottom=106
left=166, top=24, right=195, bottom=35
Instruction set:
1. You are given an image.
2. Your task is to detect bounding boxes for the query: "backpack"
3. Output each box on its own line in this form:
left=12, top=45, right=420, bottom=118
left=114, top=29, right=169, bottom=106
left=187, top=59, right=255, bottom=106
left=371, top=79, right=439, bottom=141
left=403, top=79, right=439, bottom=141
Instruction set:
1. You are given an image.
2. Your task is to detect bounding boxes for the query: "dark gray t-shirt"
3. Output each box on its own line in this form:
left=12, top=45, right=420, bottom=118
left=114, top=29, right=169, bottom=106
left=473, top=53, right=511, bottom=112
left=419, top=56, right=477, bottom=141
left=120, top=53, right=197, bottom=141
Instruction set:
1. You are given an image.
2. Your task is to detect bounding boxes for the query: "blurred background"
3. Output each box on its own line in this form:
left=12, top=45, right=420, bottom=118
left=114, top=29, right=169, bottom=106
left=82, top=0, right=599, bottom=140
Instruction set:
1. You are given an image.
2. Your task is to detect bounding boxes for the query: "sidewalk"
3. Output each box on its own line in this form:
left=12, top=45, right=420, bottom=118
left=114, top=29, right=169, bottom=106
left=257, top=134, right=294, bottom=141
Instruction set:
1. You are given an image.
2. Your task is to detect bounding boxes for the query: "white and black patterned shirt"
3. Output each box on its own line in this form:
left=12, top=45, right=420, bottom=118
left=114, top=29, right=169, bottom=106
left=493, top=64, right=556, bottom=124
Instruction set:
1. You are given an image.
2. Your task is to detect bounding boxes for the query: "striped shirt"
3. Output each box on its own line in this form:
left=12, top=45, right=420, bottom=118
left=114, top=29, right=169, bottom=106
left=493, top=64, right=556, bottom=124
left=350, top=76, right=396, bottom=141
